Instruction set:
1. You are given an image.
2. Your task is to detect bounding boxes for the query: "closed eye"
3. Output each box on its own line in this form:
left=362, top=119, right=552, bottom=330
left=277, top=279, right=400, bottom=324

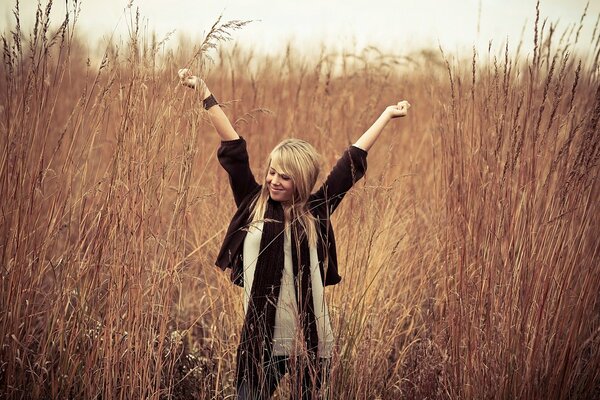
left=269, top=168, right=290, bottom=181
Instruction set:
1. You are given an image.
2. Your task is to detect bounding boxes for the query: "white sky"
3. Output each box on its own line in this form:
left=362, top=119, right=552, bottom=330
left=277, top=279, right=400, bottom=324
left=1, top=0, right=598, bottom=57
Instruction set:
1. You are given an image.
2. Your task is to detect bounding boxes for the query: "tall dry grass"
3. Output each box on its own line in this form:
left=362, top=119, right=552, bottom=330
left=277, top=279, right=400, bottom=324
left=1, top=1, right=599, bottom=399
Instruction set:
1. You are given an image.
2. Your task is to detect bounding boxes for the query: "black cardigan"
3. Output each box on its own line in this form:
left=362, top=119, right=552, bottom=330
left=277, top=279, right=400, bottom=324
left=214, top=137, right=368, bottom=287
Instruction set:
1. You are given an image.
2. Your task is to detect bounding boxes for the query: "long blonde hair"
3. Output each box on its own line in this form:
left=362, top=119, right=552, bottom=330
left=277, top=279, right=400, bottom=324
left=250, top=139, right=321, bottom=247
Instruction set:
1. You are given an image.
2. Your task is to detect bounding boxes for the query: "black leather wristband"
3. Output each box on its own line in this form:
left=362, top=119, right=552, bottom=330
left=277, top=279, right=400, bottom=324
left=203, top=94, right=218, bottom=110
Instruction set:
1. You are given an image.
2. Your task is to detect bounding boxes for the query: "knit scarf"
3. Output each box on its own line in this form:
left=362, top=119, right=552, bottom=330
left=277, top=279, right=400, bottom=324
left=236, top=198, right=319, bottom=390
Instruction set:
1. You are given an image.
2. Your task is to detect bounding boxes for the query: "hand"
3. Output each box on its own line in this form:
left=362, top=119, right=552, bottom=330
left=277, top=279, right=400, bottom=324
left=385, top=100, right=411, bottom=119
left=178, top=68, right=210, bottom=99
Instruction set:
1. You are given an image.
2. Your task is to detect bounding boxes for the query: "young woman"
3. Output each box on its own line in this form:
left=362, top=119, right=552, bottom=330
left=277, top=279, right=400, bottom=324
left=179, top=69, right=410, bottom=400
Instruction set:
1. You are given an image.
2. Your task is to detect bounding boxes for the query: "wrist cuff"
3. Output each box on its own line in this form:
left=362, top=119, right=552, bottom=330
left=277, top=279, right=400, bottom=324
left=203, top=94, right=218, bottom=110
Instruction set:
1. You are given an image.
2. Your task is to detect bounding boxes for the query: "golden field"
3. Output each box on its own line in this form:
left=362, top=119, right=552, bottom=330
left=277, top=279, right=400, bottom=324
left=1, top=2, right=599, bottom=399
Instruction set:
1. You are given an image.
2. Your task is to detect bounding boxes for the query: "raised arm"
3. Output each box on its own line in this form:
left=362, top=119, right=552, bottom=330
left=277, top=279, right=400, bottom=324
left=178, top=69, right=240, bottom=141
left=310, top=100, right=411, bottom=214
left=353, top=100, right=411, bottom=152
left=179, top=69, right=258, bottom=205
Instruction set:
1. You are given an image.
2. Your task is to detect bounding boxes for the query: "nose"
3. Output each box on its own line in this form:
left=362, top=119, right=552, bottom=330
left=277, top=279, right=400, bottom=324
left=271, top=174, right=280, bottom=185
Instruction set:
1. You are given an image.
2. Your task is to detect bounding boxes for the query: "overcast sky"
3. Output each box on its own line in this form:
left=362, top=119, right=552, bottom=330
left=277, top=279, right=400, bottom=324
left=2, top=0, right=598, bottom=57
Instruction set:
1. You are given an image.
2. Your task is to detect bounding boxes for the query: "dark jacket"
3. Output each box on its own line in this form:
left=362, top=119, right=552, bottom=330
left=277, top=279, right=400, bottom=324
left=215, top=137, right=368, bottom=287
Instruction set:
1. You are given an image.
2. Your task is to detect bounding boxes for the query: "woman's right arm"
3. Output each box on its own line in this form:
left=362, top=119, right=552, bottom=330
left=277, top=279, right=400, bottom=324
left=178, top=69, right=240, bottom=141
left=179, top=69, right=258, bottom=206
left=206, top=103, right=240, bottom=141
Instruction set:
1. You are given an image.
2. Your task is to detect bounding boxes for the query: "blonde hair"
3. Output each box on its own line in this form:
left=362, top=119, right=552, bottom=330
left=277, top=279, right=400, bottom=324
left=251, top=139, right=321, bottom=247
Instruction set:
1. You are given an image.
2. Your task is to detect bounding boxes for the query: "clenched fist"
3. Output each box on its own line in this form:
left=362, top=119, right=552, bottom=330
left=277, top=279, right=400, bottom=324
left=178, top=68, right=210, bottom=99
left=385, top=100, right=411, bottom=119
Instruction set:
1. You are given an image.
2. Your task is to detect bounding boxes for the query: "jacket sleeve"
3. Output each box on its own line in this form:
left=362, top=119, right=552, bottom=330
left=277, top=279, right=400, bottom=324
left=310, top=145, right=368, bottom=216
left=217, top=137, right=260, bottom=207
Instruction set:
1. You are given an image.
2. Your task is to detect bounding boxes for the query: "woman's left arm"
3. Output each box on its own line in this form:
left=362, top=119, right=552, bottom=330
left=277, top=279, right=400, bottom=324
left=353, top=100, right=411, bottom=152
left=310, top=100, right=410, bottom=215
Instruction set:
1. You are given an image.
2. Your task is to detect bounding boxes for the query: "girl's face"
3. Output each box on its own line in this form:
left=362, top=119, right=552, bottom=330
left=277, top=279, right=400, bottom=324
left=266, top=163, right=294, bottom=203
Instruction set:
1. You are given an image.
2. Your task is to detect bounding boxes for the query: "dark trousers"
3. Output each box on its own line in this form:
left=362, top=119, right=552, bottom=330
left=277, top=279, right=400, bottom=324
left=236, top=356, right=329, bottom=400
